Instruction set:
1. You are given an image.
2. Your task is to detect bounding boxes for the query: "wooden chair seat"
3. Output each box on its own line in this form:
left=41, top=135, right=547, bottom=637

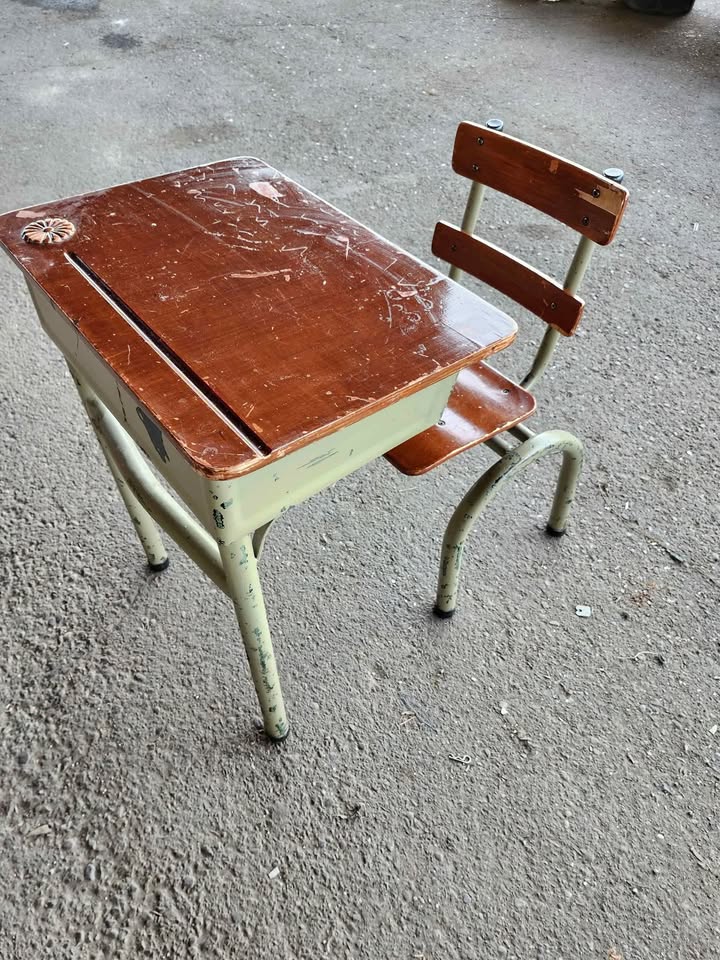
left=385, top=363, right=536, bottom=476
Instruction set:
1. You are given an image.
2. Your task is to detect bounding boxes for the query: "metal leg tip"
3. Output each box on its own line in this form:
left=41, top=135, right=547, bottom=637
left=433, top=604, right=455, bottom=620
left=148, top=557, right=170, bottom=572
left=545, top=524, right=566, bottom=538
left=267, top=726, right=290, bottom=744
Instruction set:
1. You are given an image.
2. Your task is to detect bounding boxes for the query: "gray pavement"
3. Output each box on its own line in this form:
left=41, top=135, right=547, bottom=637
left=1, top=1, right=719, bottom=957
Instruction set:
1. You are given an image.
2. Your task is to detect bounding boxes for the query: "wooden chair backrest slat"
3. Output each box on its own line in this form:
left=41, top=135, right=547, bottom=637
left=433, top=221, right=584, bottom=337
left=452, top=122, right=628, bottom=246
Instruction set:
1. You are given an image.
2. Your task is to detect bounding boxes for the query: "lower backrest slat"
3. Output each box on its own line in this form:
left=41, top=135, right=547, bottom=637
left=433, top=221, right=584, bottom=337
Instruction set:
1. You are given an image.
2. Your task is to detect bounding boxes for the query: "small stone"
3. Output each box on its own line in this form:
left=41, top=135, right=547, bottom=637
left=575, top=605, right=592, bottom=618
left=710, top=725, right=718, bottom=735
left=26, top=824, right=51, bottom=838
left=664, top=548, right=685, bottom=564
left=84, top=862, right=97, bottom=883
left=268, top=866, right=280, bottom=880
left=17, top=750, right=29, bottom=765
left=499, top=701, right=509, bottom=716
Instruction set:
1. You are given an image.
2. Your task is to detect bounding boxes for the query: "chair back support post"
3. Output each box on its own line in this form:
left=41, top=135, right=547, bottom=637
left=448, top=181, right=487, bottom=282
left=520, top=327, right=561, bottom=390
left=448, top=120, right=504, bottom=283
left=460, top=181, right=487, bottom=234
left=563, top=234, right=596, bottom=296
left=520, top=234, right=597, bottom=389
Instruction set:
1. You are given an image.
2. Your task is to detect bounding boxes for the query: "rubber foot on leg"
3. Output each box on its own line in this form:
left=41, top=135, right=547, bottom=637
left=433, top=604, right=455, bottom=619
left=267, top=726, right=290, bottom=744
left=545, top=524, right=566, bottom=538
left=148, top=557, right=170, bottom=572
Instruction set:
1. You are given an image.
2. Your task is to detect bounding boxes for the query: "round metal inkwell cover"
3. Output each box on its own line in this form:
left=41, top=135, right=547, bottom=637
left=21, top=217, right=76, bottom=245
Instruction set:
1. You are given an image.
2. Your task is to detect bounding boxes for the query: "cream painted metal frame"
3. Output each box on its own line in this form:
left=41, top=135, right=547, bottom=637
left=26, top=278, right=462, bottom=742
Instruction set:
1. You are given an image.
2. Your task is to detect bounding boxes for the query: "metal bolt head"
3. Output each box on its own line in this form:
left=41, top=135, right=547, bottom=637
left=603, top=167, right=625, bottom=184
left=582, top=216, right=590, bottom=226
left=592, top=187, right=601, bottom=198
left=550, top=302, right=558, bottom=310
left=472, top=163, right=479, bottom=172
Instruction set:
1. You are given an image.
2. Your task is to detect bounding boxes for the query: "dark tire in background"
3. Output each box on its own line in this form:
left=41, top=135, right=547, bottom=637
left=624, top=0, right=695, bottom=14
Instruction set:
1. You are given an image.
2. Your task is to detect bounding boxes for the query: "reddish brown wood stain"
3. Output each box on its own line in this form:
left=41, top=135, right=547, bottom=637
left=0, top=159, right=518, bottom=479
left=453, top=123, right=628, bottom=245
left=385, top=363, right=536, bottom=476
left=432, top=221, right=585, bottom=336
left=386, top=123, right=629, bottom=478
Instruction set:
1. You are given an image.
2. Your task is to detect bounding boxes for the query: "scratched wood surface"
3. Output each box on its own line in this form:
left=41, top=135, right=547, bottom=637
left=432, top=221, right=585, bottom=336
left=453, top=123, right=628, bottom=245
left=385, top=362, right=536, bottom=476
left=0, top=159, right=518, bottom=479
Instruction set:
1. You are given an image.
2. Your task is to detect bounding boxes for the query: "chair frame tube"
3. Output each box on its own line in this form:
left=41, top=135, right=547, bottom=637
left=448, top=182, right=487, bottom=282
left=521, top=235, right=596, bottom=388
left=434, top=429, right=584, bottom=617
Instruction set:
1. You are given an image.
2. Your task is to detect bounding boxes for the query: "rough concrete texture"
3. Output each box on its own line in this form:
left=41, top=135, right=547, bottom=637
left=1, top=1, right=719, bottom=957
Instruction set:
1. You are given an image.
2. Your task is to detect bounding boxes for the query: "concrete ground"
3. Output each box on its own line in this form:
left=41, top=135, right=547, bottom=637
left=1, top=0, right=718, bottom=957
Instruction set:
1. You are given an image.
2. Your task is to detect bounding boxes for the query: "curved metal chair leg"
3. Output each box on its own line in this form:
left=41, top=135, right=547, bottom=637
left=434, top=430, right=584, bottom=618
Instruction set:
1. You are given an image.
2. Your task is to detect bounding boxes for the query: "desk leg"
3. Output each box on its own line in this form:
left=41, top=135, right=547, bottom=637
left=218, top=535, right=289, bottom=741
left=69, top=366, right=169, bottom=571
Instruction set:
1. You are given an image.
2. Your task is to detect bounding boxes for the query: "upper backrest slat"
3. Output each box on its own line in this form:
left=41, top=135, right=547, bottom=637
left=433, top=221, right=584, bottom=336
left=452, top=122, right=628, bottom=246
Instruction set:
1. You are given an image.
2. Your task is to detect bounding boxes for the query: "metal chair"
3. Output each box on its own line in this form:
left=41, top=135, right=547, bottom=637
left=384, top=119, right=628, bottom=617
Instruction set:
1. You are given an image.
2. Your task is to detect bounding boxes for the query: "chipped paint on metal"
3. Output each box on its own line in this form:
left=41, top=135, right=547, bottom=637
left=298, top=449, right=339, bottom=470
left=218, top=534, right=289, bottom=740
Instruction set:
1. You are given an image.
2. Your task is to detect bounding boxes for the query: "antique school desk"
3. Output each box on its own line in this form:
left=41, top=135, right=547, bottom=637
left=0, top=159, right=517, bottom=741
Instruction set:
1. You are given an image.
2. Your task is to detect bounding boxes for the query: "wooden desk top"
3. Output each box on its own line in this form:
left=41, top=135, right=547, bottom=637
left=0, top=159, right=517, bottom=479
